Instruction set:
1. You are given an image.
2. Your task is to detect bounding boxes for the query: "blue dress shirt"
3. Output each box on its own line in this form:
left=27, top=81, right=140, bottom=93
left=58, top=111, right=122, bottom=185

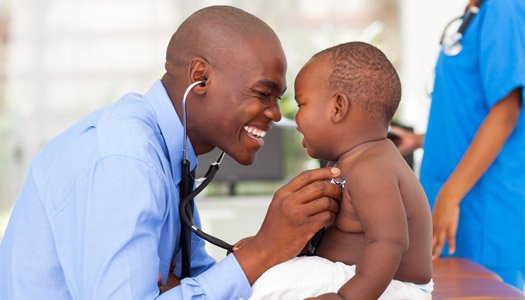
left=0, top=80, right=252, bottom=299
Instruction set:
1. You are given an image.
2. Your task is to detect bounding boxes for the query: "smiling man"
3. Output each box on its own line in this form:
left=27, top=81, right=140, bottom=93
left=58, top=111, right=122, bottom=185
left=0, top=5, right=342, bottom=299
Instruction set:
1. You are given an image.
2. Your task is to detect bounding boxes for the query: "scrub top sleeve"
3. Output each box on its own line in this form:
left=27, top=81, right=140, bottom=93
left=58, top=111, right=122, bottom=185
left=479, top=0, right=525, bottom=108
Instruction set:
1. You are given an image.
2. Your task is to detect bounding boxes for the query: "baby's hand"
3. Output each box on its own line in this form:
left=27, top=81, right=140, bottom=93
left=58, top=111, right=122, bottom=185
left=305, top=292, right=344, bottom=300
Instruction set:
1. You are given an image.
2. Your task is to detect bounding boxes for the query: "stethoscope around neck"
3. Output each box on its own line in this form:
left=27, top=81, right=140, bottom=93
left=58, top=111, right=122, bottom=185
left=425, top=0, right=486, bottom=97
left=178, top=79, right=234, bottom=278
left=439, top=0, right=485, bottom=56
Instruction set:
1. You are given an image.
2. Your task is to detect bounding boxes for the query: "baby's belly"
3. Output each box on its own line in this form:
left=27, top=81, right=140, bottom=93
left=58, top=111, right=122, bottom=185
left=315, top=225, right=366, bottom=266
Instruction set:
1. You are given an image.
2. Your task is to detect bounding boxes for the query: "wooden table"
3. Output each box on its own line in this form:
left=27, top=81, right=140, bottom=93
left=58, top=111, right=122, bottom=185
left=432, top=258, right=524, bottom=299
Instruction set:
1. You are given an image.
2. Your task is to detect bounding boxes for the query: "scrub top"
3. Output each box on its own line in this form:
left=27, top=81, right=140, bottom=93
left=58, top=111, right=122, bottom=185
left=420, top=0, right=525, bottom=285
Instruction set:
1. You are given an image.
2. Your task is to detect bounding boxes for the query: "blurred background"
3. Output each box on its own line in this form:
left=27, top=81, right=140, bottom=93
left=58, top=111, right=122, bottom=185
left=0, top=0, right=465, bottom=260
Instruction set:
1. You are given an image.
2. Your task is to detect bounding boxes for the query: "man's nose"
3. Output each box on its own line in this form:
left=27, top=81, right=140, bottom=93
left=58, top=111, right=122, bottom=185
left=264, top=102, right=282, bottom=122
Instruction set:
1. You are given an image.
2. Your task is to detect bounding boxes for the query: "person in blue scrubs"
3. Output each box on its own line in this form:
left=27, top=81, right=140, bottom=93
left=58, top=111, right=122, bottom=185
left=391, top=0, right=524, bottom=290
left=0, top=6, right=342, bottom=299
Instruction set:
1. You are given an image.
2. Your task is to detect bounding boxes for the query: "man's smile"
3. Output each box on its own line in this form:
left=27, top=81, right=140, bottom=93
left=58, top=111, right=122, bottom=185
left=243, top=125, right=267, bottom=140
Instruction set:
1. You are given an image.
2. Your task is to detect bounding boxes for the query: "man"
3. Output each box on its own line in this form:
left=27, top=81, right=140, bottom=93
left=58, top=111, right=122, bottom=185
left=0, top=6, right=341, bottom=299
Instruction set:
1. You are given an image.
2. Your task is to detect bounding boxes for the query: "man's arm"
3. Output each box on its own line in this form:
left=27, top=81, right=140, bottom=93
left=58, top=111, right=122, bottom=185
left=161, top=167, right=343, bottom=297
left=74, top=155, right=169, bottom=299
left=233, top=167, right=343, bottom=284
left=74, top=155, right=252, bottom=299
left=431, top=88, right=522, bottom=258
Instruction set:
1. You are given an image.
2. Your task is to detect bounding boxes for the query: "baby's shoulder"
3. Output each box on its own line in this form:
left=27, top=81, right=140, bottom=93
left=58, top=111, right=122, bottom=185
left=340, top=151, right=393, bottom=176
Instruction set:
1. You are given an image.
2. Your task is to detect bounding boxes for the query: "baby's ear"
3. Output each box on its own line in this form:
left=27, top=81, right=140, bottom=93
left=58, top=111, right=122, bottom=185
left=331, top=93, right=350, bottom=123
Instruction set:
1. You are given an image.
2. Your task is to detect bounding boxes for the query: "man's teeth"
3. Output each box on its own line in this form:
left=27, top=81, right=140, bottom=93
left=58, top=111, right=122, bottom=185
left=243, top=126, right=267, bottom=139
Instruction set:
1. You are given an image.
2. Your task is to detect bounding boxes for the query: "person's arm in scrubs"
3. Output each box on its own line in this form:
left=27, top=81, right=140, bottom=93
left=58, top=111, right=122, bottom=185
left=431, top=89, right=522, bottom=258
left=391, top=0, right=524, bottom=260
left=431, top=0, right=524, bottom=258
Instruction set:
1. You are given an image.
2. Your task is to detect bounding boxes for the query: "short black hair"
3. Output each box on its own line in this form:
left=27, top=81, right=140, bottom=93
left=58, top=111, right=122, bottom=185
left=314, top=42, right=401, bottom=126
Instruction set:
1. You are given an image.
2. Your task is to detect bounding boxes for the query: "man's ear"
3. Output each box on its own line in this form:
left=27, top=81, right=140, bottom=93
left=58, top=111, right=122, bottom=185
left=331, top=93, right=350, bottom=123
left=188, top=57, right=210, bottom=95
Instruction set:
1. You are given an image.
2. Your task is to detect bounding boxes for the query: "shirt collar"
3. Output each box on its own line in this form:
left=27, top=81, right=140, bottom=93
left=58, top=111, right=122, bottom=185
left=144, top=80, right=198, bottom=178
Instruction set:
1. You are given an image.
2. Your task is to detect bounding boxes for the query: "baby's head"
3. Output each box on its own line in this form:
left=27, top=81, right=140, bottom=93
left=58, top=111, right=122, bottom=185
left=294, top=42, right=401, bottom=160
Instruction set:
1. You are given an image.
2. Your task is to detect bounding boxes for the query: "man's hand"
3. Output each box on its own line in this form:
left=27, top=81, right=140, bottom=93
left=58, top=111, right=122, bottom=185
left=258, top=167, right=342, bottom=261
left=233, top=167, right=342, bottom=284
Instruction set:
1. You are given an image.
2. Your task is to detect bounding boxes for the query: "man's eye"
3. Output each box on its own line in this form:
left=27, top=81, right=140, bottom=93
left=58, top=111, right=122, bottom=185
left=256, top=91, right=271, bottom=98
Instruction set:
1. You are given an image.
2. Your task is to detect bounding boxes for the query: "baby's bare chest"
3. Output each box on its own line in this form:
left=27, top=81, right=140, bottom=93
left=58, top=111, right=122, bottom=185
left=334, top=196, right=364, bottom=233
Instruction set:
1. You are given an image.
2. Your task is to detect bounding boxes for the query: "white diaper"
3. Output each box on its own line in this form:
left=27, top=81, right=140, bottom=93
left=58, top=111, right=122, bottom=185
left=248, top=256, right=433, bottom=300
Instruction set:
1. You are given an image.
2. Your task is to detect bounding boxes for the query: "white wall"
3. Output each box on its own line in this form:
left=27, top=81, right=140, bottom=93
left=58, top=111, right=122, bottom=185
left=398, top=0, right=466, bottom=174
left=399, top=0, right=466, bottom=132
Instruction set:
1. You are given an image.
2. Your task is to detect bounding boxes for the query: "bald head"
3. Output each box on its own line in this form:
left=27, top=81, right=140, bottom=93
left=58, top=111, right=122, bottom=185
left=166, top=6, right=282, bottom=74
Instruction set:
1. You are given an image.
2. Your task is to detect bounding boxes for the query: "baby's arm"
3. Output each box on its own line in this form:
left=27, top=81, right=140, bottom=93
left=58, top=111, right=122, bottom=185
left=338, top=165, right=409, bottom=299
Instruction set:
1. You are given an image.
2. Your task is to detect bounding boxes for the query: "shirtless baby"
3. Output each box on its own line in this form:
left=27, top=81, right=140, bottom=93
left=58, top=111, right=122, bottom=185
left=249, top=42, right=433, bottom=300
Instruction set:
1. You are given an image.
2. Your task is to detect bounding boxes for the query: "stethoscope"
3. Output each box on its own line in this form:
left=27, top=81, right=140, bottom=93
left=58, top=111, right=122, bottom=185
left=178, top=79, right=235, bottom=278
left=425, top=0, right=486, bottom=97
left=439, top=0, right=485, bottom=56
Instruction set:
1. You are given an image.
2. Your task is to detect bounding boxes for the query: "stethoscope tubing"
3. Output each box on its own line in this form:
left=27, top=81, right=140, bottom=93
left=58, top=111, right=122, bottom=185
left=178, top=79, right=234, bottom=278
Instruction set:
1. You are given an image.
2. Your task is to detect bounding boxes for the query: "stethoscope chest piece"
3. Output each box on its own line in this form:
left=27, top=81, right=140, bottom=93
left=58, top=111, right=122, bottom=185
left=441, top=31, right=463, bottom=57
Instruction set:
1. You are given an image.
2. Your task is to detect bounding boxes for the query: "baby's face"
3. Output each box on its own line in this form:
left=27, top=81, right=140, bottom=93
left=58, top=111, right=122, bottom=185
left=294, top=57, right=335, bottom=160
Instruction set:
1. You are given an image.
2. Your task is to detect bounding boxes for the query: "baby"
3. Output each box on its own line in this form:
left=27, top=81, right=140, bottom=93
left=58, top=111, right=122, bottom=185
left=249, top=42, right=433, bottom=299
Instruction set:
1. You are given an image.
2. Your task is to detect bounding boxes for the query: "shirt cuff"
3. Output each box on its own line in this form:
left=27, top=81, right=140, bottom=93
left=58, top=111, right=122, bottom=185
left=196, top=253, right=252, bottom=299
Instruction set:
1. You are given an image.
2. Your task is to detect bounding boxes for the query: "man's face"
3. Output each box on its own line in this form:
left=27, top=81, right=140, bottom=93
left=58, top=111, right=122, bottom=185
left=294, top=57, right=335, bottom=160
left=197, top=36, right=287, bottom=165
